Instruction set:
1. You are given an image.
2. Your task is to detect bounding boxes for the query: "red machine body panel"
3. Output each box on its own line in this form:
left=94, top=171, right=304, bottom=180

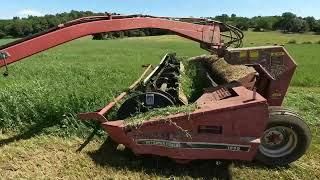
left=103, top=87, right=269, bottom=161
left=225, top=46, right=297, bottom=106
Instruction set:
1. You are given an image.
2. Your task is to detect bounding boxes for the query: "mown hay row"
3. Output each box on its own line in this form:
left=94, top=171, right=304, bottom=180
left=188, top=55, right=256, bottom=84
left=124, top=55, right=256, bottom=126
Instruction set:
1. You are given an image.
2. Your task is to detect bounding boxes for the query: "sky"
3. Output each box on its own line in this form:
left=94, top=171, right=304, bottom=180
left=1, top=0, right=319, bottom=19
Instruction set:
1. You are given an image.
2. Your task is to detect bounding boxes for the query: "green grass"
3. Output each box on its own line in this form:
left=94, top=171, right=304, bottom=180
left=284, top=87, right=320, bottom=125
left=243, top=31, right=320, bottom=46
left=0, top=31, right=320, bottom=179
left=286, top=44, right=320, bottom=87
left=0, top=39, right=17, bottom=46
left=0, top=36, right=205, bottom=136
left=1, top=87, right=319, bottom=179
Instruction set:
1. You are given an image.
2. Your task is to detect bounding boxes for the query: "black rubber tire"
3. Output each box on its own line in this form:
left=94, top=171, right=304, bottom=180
left=256, top=108, right=312, bottom=166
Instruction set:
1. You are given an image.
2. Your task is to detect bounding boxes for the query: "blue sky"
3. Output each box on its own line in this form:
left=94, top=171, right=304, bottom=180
left=1, top=0, right=319, bottom=19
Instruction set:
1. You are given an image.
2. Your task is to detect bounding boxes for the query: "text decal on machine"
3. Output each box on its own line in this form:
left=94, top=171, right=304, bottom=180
left=136, top=139, right=251, bottom=152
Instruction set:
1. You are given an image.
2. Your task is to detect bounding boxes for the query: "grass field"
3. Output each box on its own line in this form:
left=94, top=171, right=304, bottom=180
left=0, top=31, right=320, bottom=179
left=243, top=31, right=320, bottom=46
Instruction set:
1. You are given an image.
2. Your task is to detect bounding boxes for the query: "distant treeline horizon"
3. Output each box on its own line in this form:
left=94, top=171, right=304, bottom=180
left=1, top=10, right=320, bottom=39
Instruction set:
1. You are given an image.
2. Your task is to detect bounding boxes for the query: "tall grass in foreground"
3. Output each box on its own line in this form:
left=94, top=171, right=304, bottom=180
left=0, top=36, right=205, bottom=136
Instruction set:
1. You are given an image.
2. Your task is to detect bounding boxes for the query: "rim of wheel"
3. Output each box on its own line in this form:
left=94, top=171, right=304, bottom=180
left=259, top=126, right=298, bottom=158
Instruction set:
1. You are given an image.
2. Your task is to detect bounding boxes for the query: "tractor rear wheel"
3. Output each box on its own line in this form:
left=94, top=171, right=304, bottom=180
left=256, top=107, right=311, bottom=166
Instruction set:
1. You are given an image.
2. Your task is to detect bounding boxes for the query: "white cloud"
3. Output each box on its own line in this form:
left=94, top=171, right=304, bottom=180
left=18, top=9, right=43, bottom=17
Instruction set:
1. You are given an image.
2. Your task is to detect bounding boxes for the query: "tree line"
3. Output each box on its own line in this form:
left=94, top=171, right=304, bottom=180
left=215, top=12, right=320, bottom=33
left=0, top=10, right=320, bottom=40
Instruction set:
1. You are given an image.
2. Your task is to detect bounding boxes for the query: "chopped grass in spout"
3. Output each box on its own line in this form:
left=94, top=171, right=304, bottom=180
left=180, top=54, right=255, bottom=103
left=124, top=104, right=198, bottom=127
left=188, top=55, right=256, bottom=84
left=124, top=55, right=257, bottom=127
left=180, top=56, right=212, bottom=102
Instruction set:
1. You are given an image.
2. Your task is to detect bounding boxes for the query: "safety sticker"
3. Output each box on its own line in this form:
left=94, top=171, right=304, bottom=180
left=136, top=139, right=251, bottom=152
left=271, top=52, right=285, bottom=57
left=146, top=94, right=155, bottom=105
left=249, top=50, right=259, bottom=60
left=271, top=91, right=282, bottom=99
left=239, top=51, right=247, bottom=58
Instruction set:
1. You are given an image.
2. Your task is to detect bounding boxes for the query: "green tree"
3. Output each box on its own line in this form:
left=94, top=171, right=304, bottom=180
left=304, top=16, right=317, bottom=31
left=46, top=15, right=61, bottom=28
left=5, top=21, right=24, bottom=37
left=31, top=17, right=49, bottom=33
left=92, top=33, right=106, bottom=40
left=233, top=17, right=250, bottom=31
left=0, top=10, right=318, bottom=39
left=277, top=12, right=296, bottom=32
left=291, top=18, right=309, bottom=32
left=21, top=21, right=33, bottom=36
left=313, top=21, right=320, bottom=34
left=275, top=12, right=308, bottom=33
left=215, top=14, right=229, bottom=22
left=0, top=31, right=5, bottom=39
left=254, top=18, right=271, bottom=31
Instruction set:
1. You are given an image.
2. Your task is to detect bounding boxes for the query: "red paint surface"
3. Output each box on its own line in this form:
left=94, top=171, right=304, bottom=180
left=103, top=87, right=268, bottom=162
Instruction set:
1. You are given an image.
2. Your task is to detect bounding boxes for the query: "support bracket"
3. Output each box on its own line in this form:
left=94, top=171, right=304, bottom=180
left=0, top=51, right=10, bottom=76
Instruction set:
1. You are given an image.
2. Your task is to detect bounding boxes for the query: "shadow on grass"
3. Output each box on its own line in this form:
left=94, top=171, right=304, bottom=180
left=233, top=160, right=291, bottom=171
left=87, top=138, right=293, bottom=179
left=88, top=138, right=233, bottom=180
left=0, top=119, right=57, bottom=147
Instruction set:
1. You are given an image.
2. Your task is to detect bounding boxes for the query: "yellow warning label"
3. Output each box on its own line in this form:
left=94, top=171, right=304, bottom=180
left=239, top=51, right=247, bottom=58
left=271, top=52, right=285, bottom=57
left=271, top=92, right=282, bottom=99
left=249, top=51, right=259, bottom=60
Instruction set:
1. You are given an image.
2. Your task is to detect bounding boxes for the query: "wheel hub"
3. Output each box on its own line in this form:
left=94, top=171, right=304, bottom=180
left=259, top=126, right=298, bottom=158
left=264, top=130, right=284, bottom=146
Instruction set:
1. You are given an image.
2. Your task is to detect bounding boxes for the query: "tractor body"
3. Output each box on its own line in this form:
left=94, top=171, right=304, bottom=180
left=83, top=46, right=307, bottom=165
